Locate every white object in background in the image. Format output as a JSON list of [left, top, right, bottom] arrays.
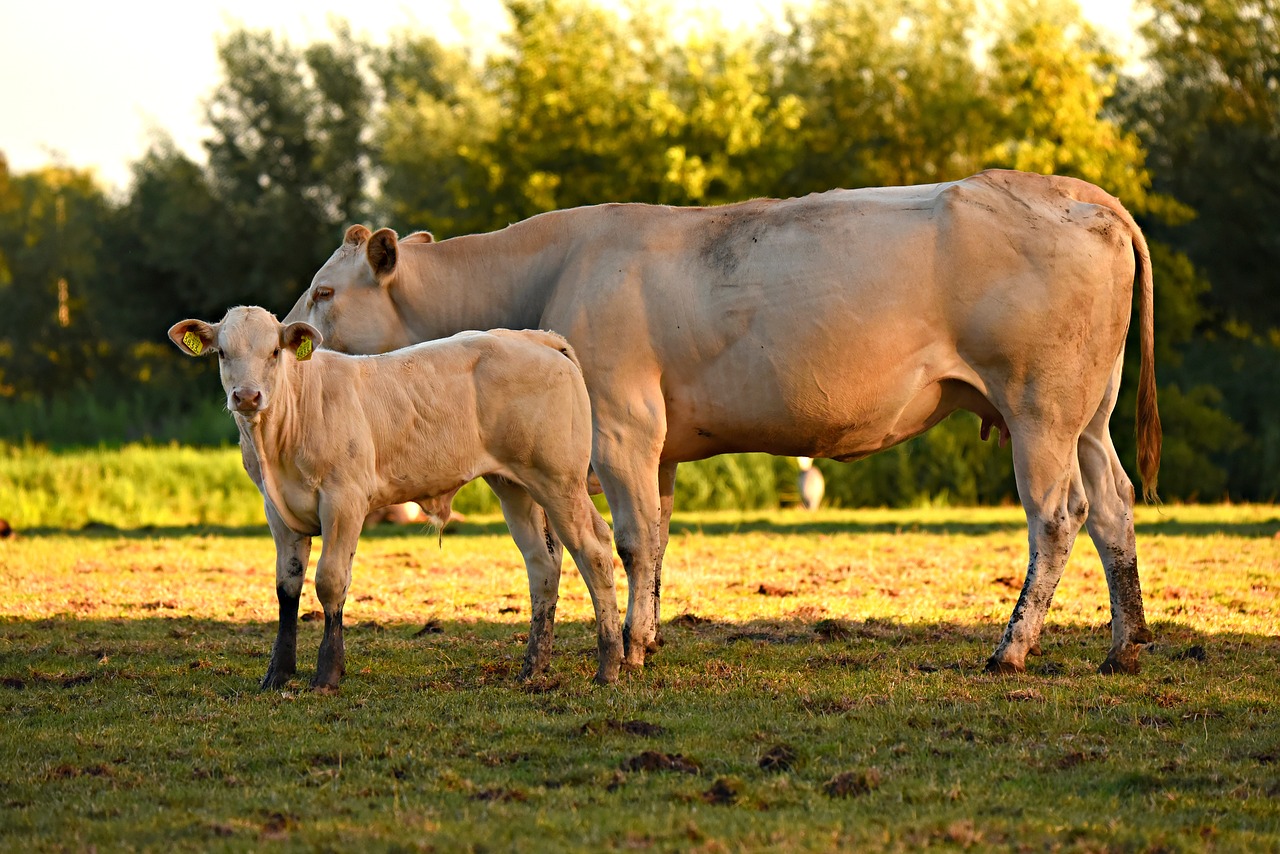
[[797, 457, 825, 511]]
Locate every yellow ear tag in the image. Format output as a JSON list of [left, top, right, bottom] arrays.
[[295, 337, 313, 360], [182, 330, 203, 355]]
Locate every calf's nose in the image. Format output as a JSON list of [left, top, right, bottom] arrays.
[[231, 389, 262, 412]]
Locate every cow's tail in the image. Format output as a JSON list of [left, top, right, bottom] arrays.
[[1053, 176, 1161, 502]]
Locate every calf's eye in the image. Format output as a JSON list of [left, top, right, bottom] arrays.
[[314, 287, 334, 301]]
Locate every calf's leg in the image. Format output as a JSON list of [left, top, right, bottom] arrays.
[[531, 477, 623, 684], [485, 475, 564, 681], [261, 503, 312, 690], [312, 502, 361, 690]]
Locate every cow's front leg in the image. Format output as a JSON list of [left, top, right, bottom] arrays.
[[261, 502, 312, 690], [593, 456, 663, 670], [651, 461, 678, 653], [312, 500, 361, 691]]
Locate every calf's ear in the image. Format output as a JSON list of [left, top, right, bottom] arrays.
[[344, 224, 372, 246], [281, 322, 323, 361], [168, 320, 217, 357], [366, 227, 399, 281]]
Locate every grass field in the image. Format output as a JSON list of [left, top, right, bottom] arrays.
[[2, 505, 1278, 851]]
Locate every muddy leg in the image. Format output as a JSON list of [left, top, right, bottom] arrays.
[[261, 503, 312, 690], [486, 475, 564, 681], [1079, 384, 1153, 674], [987, 431, 1089, 674]]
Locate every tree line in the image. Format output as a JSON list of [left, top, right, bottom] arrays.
[[1, 0, 1277, 504]]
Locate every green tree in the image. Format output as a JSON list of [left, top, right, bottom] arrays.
[[0, 159, 112, 399], [1123, 0, 1280, 329], [204, 25, 374, 312]]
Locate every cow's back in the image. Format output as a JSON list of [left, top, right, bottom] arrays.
[[539, 172, 1138, 462]]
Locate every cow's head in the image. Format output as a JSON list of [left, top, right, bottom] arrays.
[[284, 224, 433, 355], [168, 306, 321, 418]]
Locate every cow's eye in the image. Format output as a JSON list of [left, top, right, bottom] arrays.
[[314, 287, 334, 301], [272, 348, 281, 358]]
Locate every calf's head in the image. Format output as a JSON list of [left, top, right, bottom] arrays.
[[284, 224, 432, 355], [168, 306, 322, 418]]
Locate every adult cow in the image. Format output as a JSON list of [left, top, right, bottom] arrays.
[[285, 169, 1161, 676]]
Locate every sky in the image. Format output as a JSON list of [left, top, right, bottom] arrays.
[[0, 0, 1139, 192]]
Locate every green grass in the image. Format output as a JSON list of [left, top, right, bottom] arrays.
[[1, 505, 1278, 851]]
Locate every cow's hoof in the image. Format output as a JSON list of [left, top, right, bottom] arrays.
[[1099, 646, 1142, 675], [1028, 642, 1043, 657], [519, 656, 550, 683], [310, 682, 341, 695], [984, 655, 1025, 675], [592, 668, 620, 686], [1132, 626, 1156, 645]]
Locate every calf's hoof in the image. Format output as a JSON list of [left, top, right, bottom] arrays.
[[260, 669, 294, 691], [1132, 626, 1156, 645], [592, 667, 620, 686], [984, 655, 1025, 675], [311, 682, 341, 696]]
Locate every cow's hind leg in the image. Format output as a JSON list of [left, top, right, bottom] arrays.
[[261, 503, 312, 690], [987, 428, 1090, 674], [1079, 386, 1153, 674], [485, 475, 564, 681]]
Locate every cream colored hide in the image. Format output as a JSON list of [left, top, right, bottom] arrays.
[[285, 169, 1162, 677], [168, 307, 620, 689]]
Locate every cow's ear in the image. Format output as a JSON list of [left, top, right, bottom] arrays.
[[344, 224, 372, 246], [401, 230, 435, 245], [281, 321, 322, 361], [366, 228, 399, 282], [168, 319, 217, 357]]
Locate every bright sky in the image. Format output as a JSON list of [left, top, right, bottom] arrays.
[[0, 0, 1138, 192]]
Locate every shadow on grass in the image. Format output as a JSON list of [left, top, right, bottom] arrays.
[[16, 510, 1280, 540], [1, 611, 1275, 690]]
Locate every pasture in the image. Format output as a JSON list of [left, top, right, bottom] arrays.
[[2, 504, 1278, 851]]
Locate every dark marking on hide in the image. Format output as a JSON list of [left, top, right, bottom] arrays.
[[695, 428, 713, 438], [543, 524, 556, 557], [347, 439, 360, 458], [287, 556, 305, 578], [699, 205, 769, 278]]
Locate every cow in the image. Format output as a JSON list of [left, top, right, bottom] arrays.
[[284, 169, 1161, 676], [168, 307, 622, 689]]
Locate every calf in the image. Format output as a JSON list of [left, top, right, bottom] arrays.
[[168, 306, 621, 689]]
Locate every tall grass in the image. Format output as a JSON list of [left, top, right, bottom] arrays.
[[2, 411, 1026, 530]]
